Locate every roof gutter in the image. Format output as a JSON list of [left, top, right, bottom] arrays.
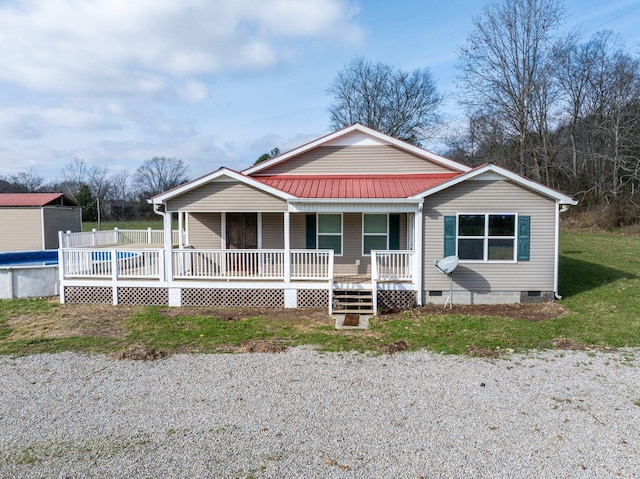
[[287, 198, 424, 204]]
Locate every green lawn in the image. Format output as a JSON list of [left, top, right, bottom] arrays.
[[82, 220, 164, 232], [1, 230, 638, 356]]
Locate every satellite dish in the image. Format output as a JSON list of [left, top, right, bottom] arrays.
[[435, 255, 458, 275], [434, 255, 458, 309]]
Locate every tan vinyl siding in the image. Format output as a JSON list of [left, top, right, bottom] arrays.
[[262, 213, 284, 249], [290, 213, 306, 249], [42, 207, 81, 249], [423, 180, 556, 293], [167, 181, 287, 212], [187, 213, 222, 248], [291, 212, 410, 277], [0, 209, 43, 252], [399, 213, 407, 249], [258, 146, 457, 175]]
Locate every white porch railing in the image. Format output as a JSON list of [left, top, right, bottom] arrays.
[[291, 250, 334, 280], [173, 249, 286, 279], [61, 248, 163, 279], [371, 250, 414, 281], [60, 228, 181, 248], [172, 249, 334, 280], [60, 247, 334, 281]]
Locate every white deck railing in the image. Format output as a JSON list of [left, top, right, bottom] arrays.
[[172, 249, 334, 280], [61, 248, 163, 279], [173, 249, 286, 279], [60, 228, 181, 248], [371, 250, 414, 281], [291, 250, 333, 280], [60, 247, 334, 281]]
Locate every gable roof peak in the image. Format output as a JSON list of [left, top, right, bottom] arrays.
[[242, 124, 471, 176]]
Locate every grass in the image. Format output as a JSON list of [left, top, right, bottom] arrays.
[[1, 229, 639, 356], [82, 220, 166, 232]]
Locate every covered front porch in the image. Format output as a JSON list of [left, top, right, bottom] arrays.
[[57, 221, 418, 314]]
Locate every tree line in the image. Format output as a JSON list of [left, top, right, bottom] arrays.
[[327, 0, 640, 227], [0, 157, 189, 222], [3, 0, 637, 227]]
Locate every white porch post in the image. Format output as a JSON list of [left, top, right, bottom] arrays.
[[163, 211, 173, 282], [178, 212, 184, 249], [58, 230, 66, 303], [414, 202, 424, 306], [284, 211, 291, 283], [554, 202, 560, 297]]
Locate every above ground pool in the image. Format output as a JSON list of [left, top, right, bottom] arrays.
[[0, 250, 59, 267], [0, 250, 60, 299]]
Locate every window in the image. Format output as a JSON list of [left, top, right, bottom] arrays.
[[317, 214, 342, 255], [457, 214, 516, 261], [363, 214, 388, 255]]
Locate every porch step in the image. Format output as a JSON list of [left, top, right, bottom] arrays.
[[332, 289, 375, 314]]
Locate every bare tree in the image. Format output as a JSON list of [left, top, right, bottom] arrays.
[[8, 169, 45, 192], [457, 0, 565, 181], [107, 170, 131, 220], [132, 157, 189, 197], [327, 57, 443, 145], [59, 157, 90, 200]]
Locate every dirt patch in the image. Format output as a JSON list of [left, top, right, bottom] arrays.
[[238, 340, 288, 353], [467, 346, 504, 358], [113, 342, 169, 361], [380, 302, 567, 322], [379, 340, 409, 354], [6, 303, 138, 341], [158, 307, 254, 321]]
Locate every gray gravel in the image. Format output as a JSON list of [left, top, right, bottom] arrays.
[[1, 347, 639, 478]]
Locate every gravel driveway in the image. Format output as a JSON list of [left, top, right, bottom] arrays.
[[1, 347, 639, 478]]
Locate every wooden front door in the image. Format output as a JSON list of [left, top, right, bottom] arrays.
[[226, 213, 258, 249]]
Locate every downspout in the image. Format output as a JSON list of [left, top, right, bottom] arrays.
[[153, 203, 172, 283], [414, 200, 424, 306], [553, 203, 571, 299]]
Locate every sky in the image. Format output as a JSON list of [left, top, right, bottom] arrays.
[[1, 0, 639, 185]]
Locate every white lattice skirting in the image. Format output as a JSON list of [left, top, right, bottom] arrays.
[[181, 288, 285, 307]]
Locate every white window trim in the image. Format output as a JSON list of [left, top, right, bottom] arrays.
[[456, 212, 518, 263], [317, 213, 343, 257], [362, 213, 389, 256]]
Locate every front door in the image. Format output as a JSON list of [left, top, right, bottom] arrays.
[[226, 213, 258, 249]]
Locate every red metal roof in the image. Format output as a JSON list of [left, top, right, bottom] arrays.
[[254, 174, 460, 198], [0, 193, 74, 207]]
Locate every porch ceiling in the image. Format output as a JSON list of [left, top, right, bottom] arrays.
[[254, 174, 460, 198]]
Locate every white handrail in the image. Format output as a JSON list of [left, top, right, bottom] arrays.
[[61, 229, 180, 248], [372, 250, 414, 281], [61, 246, 335, 281], [61, 248, 162, 279]]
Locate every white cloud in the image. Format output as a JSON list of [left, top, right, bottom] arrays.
[[176, 80, 209, 104], [0, 106, 113, 138], [0, 0, 361, 95]]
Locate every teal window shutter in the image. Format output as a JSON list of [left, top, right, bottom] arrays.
[[518, 215, 530, 261], [444, 216, 456, 257], [389, 214, 400, 250], [306, 214, 316, 249]]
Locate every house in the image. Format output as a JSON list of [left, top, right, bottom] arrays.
[[0, 193, 81, 252], [58, 124, 576, 317]]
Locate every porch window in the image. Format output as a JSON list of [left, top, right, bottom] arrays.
[[457, 213, 516, 261], [317, 213, 342, 255], [363, 214, 388, 255]]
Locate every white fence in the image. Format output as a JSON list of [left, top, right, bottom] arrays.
[[173, 249, 334, 280], [60, 248, 334, 281], [60, 228, 181, 248], [173, 250, 286, 279], [290, 250, 333, 280], [61, 248, 163, 279], [371, 250, 414, 281]]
